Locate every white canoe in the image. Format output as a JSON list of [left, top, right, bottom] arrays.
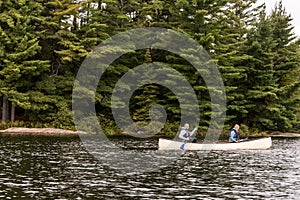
[[158, 137, 272, 151]]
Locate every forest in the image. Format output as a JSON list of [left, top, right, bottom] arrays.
[[1, 0, 300, 136]]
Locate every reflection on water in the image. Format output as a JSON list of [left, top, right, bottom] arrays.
[[0, 135, 299, 199]]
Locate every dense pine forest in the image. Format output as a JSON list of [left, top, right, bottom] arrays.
[[1, 0, 300, 135]]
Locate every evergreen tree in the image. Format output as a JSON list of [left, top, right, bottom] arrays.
[[213, 0, 259, 127], [268, 1, 300, 131], [119, 0, 252, 131], [158, 0, 249, 130], [31, 0, 90, 126], [79, 1, 140, 123], [0, 0, 50, 122], [243, 8, 279, 130]]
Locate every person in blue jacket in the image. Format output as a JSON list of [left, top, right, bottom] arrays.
[[229, 124, 240, 143], [179, 123, 197, 143]]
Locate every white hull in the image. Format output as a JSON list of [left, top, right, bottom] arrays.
[[158, 137, 272, 150]]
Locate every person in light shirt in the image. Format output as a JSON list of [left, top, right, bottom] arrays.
[[178, 123, 197, 143], [229, 124, 240, 143]]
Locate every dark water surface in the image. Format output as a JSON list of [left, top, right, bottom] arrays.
[[0, 135, 299, 199]]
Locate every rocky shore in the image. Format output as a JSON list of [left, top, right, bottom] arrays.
[[266, 132, 300, 138], [0, 127, 86, 135]]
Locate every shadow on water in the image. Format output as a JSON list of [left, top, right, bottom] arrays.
[[0, 135, 299, 199]]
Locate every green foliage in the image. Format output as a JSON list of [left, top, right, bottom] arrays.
[[160, 121, 182, 137], [0, 120, 74, 131], [0, 0, 52, 119], [241, 1, 300, 131], [0, 0, 300, 135]]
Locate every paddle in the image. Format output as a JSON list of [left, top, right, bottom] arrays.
[[180, 139, 187, 150], [239, 137, 248, 142]]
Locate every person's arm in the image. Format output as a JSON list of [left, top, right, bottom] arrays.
[[190, 127, 197, 136]]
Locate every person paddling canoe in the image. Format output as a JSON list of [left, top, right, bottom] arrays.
[[229, 124, 240, 143], [179, 123, 197, 143]]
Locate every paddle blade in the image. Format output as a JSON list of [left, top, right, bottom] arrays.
[[180, 143, 185, 150]]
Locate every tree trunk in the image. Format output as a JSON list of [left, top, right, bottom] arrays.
[[11, 103, 15, 122], [2, 95, 8, 122]]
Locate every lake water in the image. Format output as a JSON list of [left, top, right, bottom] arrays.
[[0, 135, 299, 199]]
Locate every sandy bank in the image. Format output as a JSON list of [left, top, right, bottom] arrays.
[[0, 127, 86, 135]]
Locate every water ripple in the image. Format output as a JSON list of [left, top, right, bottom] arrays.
[[0, 136, 299, 199]]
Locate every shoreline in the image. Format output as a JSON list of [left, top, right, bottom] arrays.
[[0, 128, 300, 138], [0, 127, 85, 135], [266, 132, 300, 138]]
